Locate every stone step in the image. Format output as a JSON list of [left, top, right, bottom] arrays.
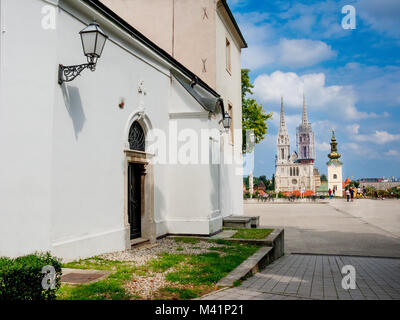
[[130, 237, 149, 247], [217, 246, 273, 287], [223, 216, 251, 228], [223, 215, 260, 228]]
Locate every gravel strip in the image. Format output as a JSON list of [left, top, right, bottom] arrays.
[[98, 238, 225, 266]]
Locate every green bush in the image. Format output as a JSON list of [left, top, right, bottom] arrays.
[[0, 252, 62, 300]]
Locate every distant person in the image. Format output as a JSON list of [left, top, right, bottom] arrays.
[[357, 187, 361, 198], [346, 189, 350, 202], [350, 187, 355, 202], [333, 188, 336, 197], [328, 188, 332, 199], [363, 187, 367, 197]]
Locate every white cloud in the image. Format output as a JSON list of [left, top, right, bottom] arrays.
[[279, 1, 350, 39], [357, 0, 400, 38], [354, 131, 400, 144], [346, 124, 360, 134], [342, 142, 380, 159], [277, 39, 336, 68], [316, 141, 331, 152], [242, 45, 275, 70], [333, 63, 400, 107], [385, 149, 400, 156], [253, 70, 388, 120], [241, 38, 336, 70]]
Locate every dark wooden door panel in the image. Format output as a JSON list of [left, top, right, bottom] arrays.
[[128, 164, 142, 239]]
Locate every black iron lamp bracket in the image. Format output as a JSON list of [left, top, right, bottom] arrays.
[[58, 63, 96, 85]]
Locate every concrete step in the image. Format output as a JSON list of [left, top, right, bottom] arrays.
[[223, 215, 260, 228], [217, 246, 273, 287], [223, 216, 251, 228]]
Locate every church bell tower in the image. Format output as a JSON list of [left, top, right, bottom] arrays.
[[327, 129, 343, 197]]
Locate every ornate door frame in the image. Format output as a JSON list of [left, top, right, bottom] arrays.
[[124, 149, 155, 247]]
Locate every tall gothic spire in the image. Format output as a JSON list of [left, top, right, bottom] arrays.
[[280, 96, 286, 129], [302, 93, 308, 126]]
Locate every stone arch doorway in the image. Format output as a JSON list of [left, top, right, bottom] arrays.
[[124, 118, 155, 245]]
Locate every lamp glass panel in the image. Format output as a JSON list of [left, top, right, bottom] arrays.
[[81, 32, 97, 56], [94, 33, 107, 57], [223, 117, 231, 129]]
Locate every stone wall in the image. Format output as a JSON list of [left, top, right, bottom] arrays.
[[359, 182, 400, 190]]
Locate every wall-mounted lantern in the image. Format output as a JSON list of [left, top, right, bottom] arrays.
[[58, 22, 108, 85], [221, 111, 232, 129], [249, 132, 255, 144]]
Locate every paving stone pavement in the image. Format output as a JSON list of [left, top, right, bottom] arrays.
[[199, 254, 400, 300]]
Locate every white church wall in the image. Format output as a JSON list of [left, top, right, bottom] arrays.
[[50, 4, 173, 259], [0, 0, 57, 257], [167, 78, 222, 235], [216, 12, 243, 218], [0, 0, 226, 260]]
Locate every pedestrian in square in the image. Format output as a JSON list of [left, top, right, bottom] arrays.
[[350, 187, 354, 202], [346, 188, 350, 202]]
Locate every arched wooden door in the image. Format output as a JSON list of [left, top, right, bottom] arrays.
[[128, 163, 143, 239], [127, 121, 146, 239]]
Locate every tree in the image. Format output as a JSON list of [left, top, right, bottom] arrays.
[[350, 180, 360, 188], [271, 174, 275, 191], [242, 69, 272, 153], [260, 175, 273, 191], [259, 175, 267, 185], [320, 174, 328, 182]]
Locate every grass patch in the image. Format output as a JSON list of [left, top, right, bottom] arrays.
[[156, 286, 200, 300], [233, 280, 242, 287], [227, 228, 273, 239], [58, 258, 137, 300], [162, 243, 259, 285], [58, 279, 131, 300], [147, 253, 186, 273], [63, 257, 129, 270], [58, 240, 260, 300]]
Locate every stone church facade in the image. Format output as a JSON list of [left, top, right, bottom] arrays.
[[275, 96, 320, 193]]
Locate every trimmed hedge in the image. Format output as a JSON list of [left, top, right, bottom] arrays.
[[0, 252, 62, 300]]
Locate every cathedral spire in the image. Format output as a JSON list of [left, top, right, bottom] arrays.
[[280, 96, 286, 129], [302, 93, 308, 126]]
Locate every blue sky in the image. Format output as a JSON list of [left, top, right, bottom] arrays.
[[228, 0, 400, 180]]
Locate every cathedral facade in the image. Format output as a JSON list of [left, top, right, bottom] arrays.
[[275, 96, 320, 193]]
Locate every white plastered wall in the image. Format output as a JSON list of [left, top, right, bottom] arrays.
[[0, 0, 224, 260]]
